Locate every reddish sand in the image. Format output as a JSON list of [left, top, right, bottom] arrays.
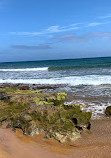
[[0, 118, 111, 158]]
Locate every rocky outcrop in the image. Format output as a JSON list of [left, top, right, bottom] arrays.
[[0, 86, 92, 143], [105, 106, 111, 116]]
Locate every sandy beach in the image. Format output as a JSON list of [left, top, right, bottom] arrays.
[[0, 118, 111, 158]]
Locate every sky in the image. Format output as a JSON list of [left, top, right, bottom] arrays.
[[1, 0, 111, 62]]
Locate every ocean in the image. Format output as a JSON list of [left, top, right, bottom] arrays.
[[0, 57, 111, 118]]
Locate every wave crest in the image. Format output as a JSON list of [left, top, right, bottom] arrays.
[[0, 75, 111, 85], [0, 67, 48, 72]]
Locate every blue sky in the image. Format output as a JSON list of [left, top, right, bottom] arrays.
[[1, 0, 111, 62]]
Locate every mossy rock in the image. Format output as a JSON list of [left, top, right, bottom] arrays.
[[53, 92, 67, 106], [0, 87, 92, 143], [60, 104, 91, 130], [33, 92, 67, 106], [12, 116, 40, 135], [72, 112, 91, 129]]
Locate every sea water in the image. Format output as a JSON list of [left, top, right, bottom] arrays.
[[0, 57, 111, 118]]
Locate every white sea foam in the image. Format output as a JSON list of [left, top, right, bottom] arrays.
[[0, 75, 111, 85], [65, 100, 109, 118], [0, 67, 48, 72]]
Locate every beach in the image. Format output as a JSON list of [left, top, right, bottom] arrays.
[[0, 118, 111, 158], [0, 58, 111, 157]]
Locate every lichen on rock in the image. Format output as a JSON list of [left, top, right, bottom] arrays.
[[0, 86, 92, 143]]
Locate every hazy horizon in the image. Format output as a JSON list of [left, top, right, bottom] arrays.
[[0, 55, 111, 64]]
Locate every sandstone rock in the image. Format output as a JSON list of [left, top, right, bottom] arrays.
[[47, 130, 81, 143]]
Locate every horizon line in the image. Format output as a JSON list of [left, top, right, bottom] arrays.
[[0, 55, 111, 64]]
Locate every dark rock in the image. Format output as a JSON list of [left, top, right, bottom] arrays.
[[0, 91, 11, 101], [12, 128, 17, 133], [75, 126, 83, 130], [6, 123, 12, 128], [87, 122, 91, 130], [18, 85, 30, 90], [105, 106, 111, 116]]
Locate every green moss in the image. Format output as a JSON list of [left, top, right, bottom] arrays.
[[33, 97, 54, 105], [63, 104, 81, 111], [38, 101, 54, 105], [0, 87, 17, 93], [33, 92, 67, 106], [44, 92, 67, 106], [14, 89, 37, 95], [72, 111, 92, 126], [0, 93, 31, 124], [0, 87, 91, 142], [33, 97, 41, 103], [46, 96, 56, 102], [30, 111, 41, 121], [0, 87, 38, 95], [54, 93, 67, 106]]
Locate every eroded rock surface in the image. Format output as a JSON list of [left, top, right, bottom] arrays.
[[0, 86, 91, 143]]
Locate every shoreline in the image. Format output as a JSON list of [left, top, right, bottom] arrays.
[[0, 83, 111, 158], [0, 82, 108, 119], [0, 118, 111, 158]]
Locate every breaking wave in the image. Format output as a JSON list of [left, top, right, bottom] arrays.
[[0, 67, 48, 72], [0, 75, 111, 86]]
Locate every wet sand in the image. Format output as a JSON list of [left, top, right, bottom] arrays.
[[0, 118, 111, 158]]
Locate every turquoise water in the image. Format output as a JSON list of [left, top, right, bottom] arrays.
[[0, 57, 111, 70], [0, 57, 111, 84], [0, 57, 111, 118]]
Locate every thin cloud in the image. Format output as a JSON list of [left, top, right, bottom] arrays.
[[69, 23, 83, 26], [11, 44, 52, 50], [52, 33, 89, 42], [87, 22, 104, 27], [45, 25, 79, 33], [89, 32, 111, 39], [52, 31, 111, 43], [99, 14, 111, 19], [9, 24, 80, 36], [9, 15, 110, 37], [10, 32, 42, 36]]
